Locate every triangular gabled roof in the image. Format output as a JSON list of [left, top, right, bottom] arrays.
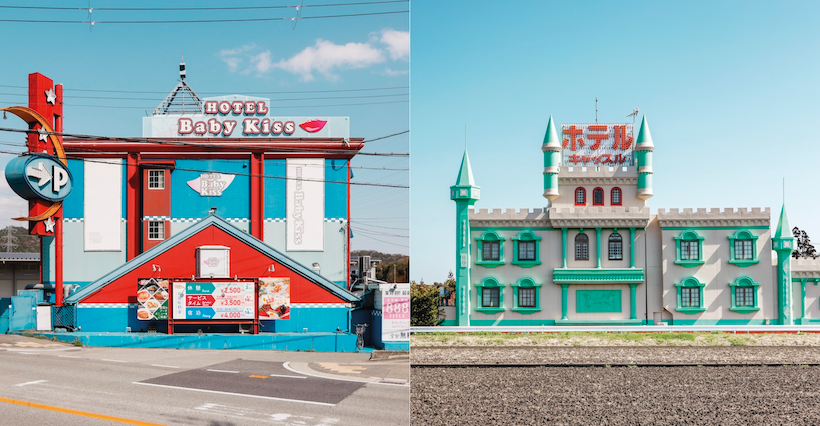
[[454, 149, 476, 187], [66, 214, 358, 304]]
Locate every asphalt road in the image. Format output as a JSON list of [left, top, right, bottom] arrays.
[[0, 335, 409, 425]]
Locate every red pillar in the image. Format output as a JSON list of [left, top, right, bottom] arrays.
[[127, 153, 141, 260], [55, 214, 63, 306], [347, 160, 351, 290], [250, 152, 264, 240]]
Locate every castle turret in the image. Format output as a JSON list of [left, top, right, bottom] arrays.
[[542, 115, 561, 201], [450, 150, 480, 326], [635, 116, 654, 200], [772, 203, 795, 325]]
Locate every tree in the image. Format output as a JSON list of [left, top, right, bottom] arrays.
[[792, 227, 818, 259], [410, 282, 442, 326]]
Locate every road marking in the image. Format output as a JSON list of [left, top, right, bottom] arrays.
[[206, 369, 239, 373], [132, 382, 335, 407], [282, 362, 409, 387], [249, 375, 267, 379], [0, 396, 167, 426], [268, 374, 307, 379], [20, 352, 40, 355], [14, 380, 47, 387], [58, 355, 81, 359], [101, 359, 128, 363], [150, 364, 180, 369]]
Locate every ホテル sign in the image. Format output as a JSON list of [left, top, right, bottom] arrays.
[[561, 123, 634, 166]]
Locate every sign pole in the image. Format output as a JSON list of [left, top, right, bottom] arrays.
[[55, 215, 63, 306]]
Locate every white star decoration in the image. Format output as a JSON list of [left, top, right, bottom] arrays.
[[38, 126, 49, 143], [45, 88, 56, 105], [44, 217, 55, 233]]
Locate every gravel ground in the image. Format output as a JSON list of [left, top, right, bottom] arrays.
[[411, 365, 820, 425], [412, 346, 820, 365]]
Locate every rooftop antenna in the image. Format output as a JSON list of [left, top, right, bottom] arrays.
[[627, 108, 639, 125], [179, 54, 186, 80], [595, 97, 598, 124]]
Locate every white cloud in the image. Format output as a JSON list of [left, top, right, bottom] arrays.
[[251, 50, 275, 74], [383, 68, 409, 77], [219, 44, 257, 73], [379, 29, 409, 61], [274, 39, 384, 81]]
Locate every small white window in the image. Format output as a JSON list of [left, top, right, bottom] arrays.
[[148, 221, 165, 240], [148, 170, 165, 190]]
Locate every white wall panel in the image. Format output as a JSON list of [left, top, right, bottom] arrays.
[[84, 160, 122, 251], [287, 159, 324, 252]]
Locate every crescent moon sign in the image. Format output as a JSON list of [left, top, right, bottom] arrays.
[[2, 105, 67, 221]]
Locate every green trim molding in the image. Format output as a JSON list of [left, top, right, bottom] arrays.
[[728, 276, 760, 313], [512, 230, 542, 268], [476, 230, 505, 268], [675, 277, 706, 314], [511, 277, 542, 314], [553, 268, 645, 284], [475, 277, 505, 314], [576, 289, 622, 313], [674, 230, 705, 267], [727, 229, 760, 267], [555, 319, 644, 326]]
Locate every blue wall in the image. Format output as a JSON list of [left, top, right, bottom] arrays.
[[263, 159, 287, 218], [325, 159, 348, 219], [171, 159, 250, 219]]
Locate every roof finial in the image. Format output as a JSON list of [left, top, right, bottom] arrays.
[[179, 54, 187, 80]]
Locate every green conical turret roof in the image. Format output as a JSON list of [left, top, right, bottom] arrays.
[[774, 203, 794, 239], [454, 149, 475, 187], [635, 116, 654, 149], [542, 115, 561, 149]]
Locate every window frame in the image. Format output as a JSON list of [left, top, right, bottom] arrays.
[[611, 187, 622, 206], [674, 230, 705, 267], [575, 187, 586, 206], [592, 187, 604, 206], [148, 169, 165, 190], [575, 232, 590, 261], [512, 230, 542, 268], [475, 277, 505, 314], [148, 221, 165, 240], [728, 229, 760, 267], [728, 276, 760, 313], [675, 277, 706, 314], [476, 231, 505, 268], [511, 277, 542, 313], [608, 232, 623, 260]]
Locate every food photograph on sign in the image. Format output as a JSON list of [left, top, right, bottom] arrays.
[[258, 277, 291, 320], [137, 279, 169, 320]]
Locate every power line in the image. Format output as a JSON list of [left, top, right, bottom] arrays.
[[0, 10, 408, 25], [0, 1, 407, 12], [353, 232, 408, 248], [0, 85, 409, 95], [0, 98, 408, 110], [0, 92, 408, 102]]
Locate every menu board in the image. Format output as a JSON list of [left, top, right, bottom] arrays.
[[137, 279, 169, 320], [172, 281, 255, 320], [258, 278, 291, 319]]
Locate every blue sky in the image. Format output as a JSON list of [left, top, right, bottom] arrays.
[[410, 1, 820, 282], [0, 0, 408, 254]]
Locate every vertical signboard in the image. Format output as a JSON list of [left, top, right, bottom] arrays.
[[560, 123, 634, 167], [286, 158, 324, 251], [84, 159, 122, 251], [378, 284, 410, 342], [258, 278, 291, 319]]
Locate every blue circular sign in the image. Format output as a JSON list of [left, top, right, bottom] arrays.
[[5, 154, 73, 202]]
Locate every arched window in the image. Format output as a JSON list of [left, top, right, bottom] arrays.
[[608, 232, 623, 260], [674, 230, 705, 267], [611, 187, 622, 205], [575, 187, 586, 206], [593, 187, 604, 205], [575, 233, 589, 260]]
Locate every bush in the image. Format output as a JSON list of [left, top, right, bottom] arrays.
[[411, 283, 442, 326]]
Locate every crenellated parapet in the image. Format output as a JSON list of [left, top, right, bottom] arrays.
[[548, 206, 650, 228], [793, 258, 820, 279], [557, 166, 638, 186], [657, 207, 770, 228], [470, 207, 549, 228]]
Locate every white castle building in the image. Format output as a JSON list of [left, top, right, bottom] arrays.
[[446, 116, 820, 326]]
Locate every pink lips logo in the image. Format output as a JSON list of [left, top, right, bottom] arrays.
[[299, 119, 327, 133]]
